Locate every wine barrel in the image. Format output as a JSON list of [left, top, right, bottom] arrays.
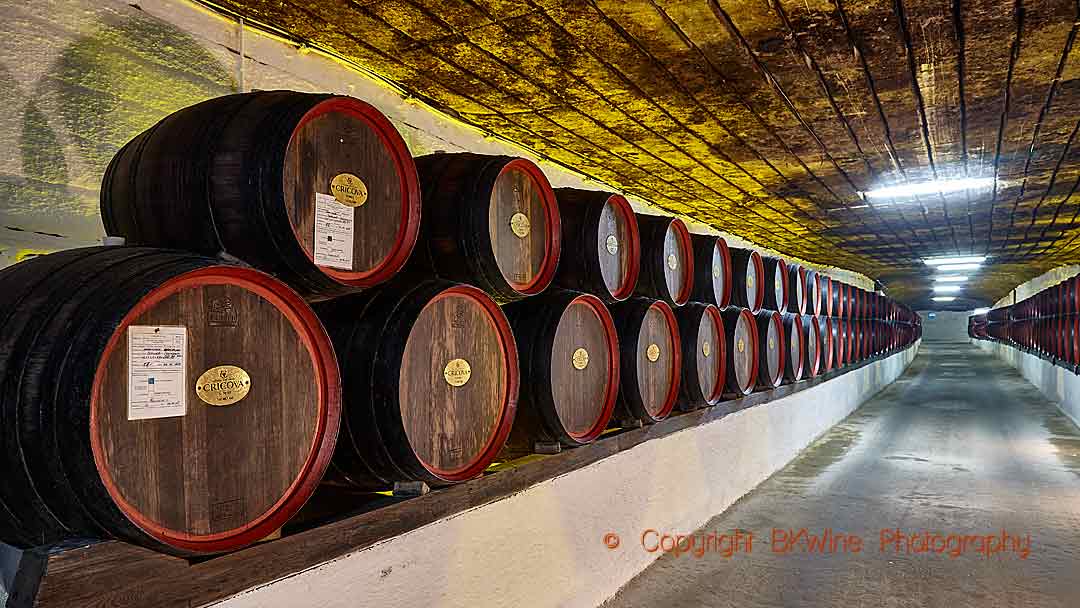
[[317, 278, 518, 490], [0, 247, 340, 555], [675, 303, 726, 409], [730, 248, 765, 312], [805, 269, 821, 316], [762, 257, 789, 313], [634, 215, 693, 306], [754, 310, 785, 390], [720, 307, 759, 397], [804, 315, 823, 377], [690, 235, 732, 308], [410, 153, 561, 303], [781, 313, 805, 383], [833, 318, 847, 367], [551, 189, 640, 301], [101, 91, 421, 300], [609, 298, 681, 424], [501, 290, 619, 454], [821, 317, 835, 372], [787, 264, 807, 314], [818, 274, 834, 317], [832, 281, 846, 320]]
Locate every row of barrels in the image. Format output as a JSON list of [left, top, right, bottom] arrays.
[[0, 90, 918, 558], [971, 274, 1080, 365]]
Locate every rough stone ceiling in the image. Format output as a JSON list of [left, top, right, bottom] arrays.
[[206, 0, 1080, 308]]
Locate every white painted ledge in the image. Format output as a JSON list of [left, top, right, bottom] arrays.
[[212, 343, 920, 608], [975, 339, 1080, 428]]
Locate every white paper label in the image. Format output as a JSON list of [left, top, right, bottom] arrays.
[[127, 326, 187, 420], [314, 192, 355, 270]]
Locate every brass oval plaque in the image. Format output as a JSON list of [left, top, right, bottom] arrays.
[[196, 365, 251, 407], [667, 253, 678, 271], [572, 347, 590, 370], [646, 343, 660, 362], [606, 234, 619, 255], [713, 265, 721, 278], [737, 338, 745, 353], [775, 272, 783, 291], [510, 212, 531, 238], [443, 358, 472, 387], [747, 275, 754, 288], [768, 338, 775, 349], [330, 173, 369, 207], [702, 341, 711, 357]]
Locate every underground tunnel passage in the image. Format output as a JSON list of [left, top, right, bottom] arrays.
[[0, 0, 1078, 606]]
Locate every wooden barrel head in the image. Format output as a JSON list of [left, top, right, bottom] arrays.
[[730, 310, 757, 394], [695, 306, 725, 403], [794, 267, 806, 313], [399, 286, 515, 480], [822, 317, 834, 371], [770, 259, 788, 312], [761, 312, 784, 387], [283, 97, 419, 284], [709, 239, 732, 307], [786, 315, 803, 381], [597, 195, 639, 300], [806, 317, 821, 377], [637, 303, 679, 419], [91, 267, 339, 553], [488, 159, 559, 294], [550, 296, 618, 440], [745, 251, 764, 312], [662, 219, 693, 305]]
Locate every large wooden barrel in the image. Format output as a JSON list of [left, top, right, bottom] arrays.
[[788, 264, 807, 314], [101, 91, 421, 300], [410, 153, 561, 303], [609, 298, 681, 424], [690, 235, 732, 308], [675, 303, 726, 409], [781, 313, 805, 383], [501, 291, 619, 454], [821, 317, 835, 372], [818, 274, 834, 317], [754, 310, 785, 390], [0, 247, 341, 555], [805, 269, 821, 316], [317, 278, 518, 490], [720, 307, 758, 397], [762, 257, 789, 313], [551, 189, 639, 301], [832, 281, 846, 320], [634, 215, 693, 306], [803, 315, 823, 377], [729, 248, 765, 312], [833, 318, 847, 367]]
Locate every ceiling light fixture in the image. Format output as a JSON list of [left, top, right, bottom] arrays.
[[933, 285, 963, 293], [923, 256, 987, 266], [932, 296, 957, 302], [934, 275, 968, 282], [865, 178, 994, 200], [973, 307, 990, 315], [934, 263, 983, 272]]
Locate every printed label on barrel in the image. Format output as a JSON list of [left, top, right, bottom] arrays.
[[127, 326, 187, 420], [330, 173, 368, 207], [606, 234, 619, 255], [195, 365, 251, 407], [646, 343, 661, 362], [572, 348, 590, 370], [510, 213, 531, 238], [667, 254, 678, 271], [443, 358, 472, 387], [314, 193, 355, 270], [703, 341, 711, 357]]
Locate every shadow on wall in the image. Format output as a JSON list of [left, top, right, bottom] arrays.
[[0, 4, 236, 268]]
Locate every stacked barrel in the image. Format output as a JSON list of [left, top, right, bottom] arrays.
[[975, 275, 1079, 368], [0, 90, 920, 558]]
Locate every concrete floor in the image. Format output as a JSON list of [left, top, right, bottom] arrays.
[[606, 339, 1080, 607]]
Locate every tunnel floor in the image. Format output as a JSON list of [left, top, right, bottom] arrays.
[[606, 340, 1080, 607]]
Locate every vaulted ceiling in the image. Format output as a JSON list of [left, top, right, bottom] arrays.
[[208, 0, 1080, 308]]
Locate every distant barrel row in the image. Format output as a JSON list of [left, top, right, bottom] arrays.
[[972, 274, 1079, 365], [0, 90, 919, 558]]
